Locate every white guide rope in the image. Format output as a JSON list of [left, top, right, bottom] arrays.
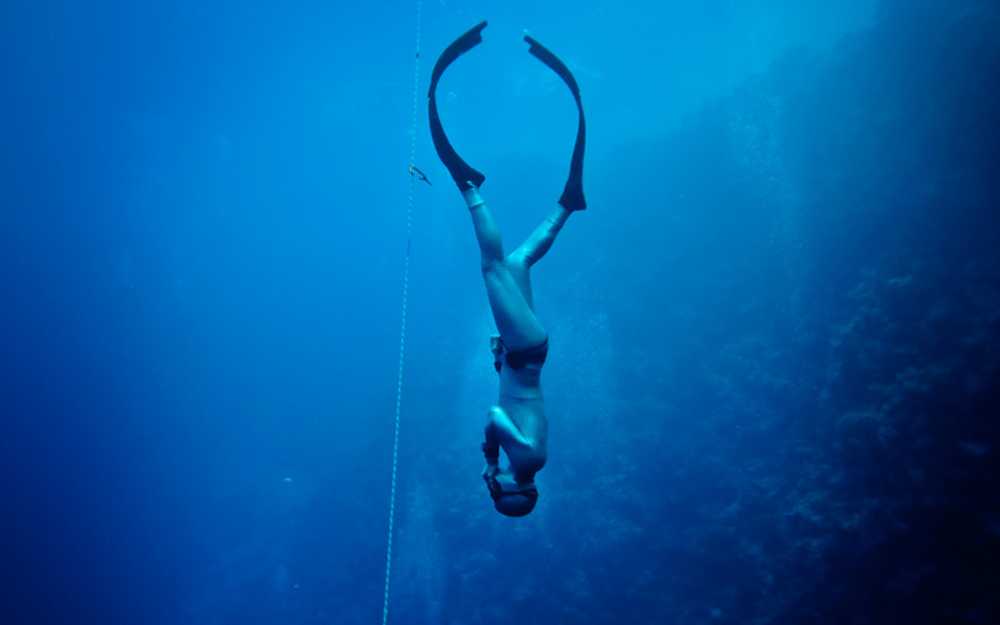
[[382, 2, 422, 624]]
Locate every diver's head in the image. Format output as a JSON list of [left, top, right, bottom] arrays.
[[485, 470, 538, 517]]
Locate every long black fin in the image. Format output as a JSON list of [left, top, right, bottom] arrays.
[[428, 21, 488, 190], [524, 35, 587, 211]]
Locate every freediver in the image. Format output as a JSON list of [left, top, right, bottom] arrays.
[[428, 22, 587, 517]]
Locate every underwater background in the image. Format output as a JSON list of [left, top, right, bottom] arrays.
[[4, 0, 999, 623]]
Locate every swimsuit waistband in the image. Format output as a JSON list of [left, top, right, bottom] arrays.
[[504, 337, 549, 369]]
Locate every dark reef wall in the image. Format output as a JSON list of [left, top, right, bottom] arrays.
[[553, 2, 1000, 623], [629, 3, 997, 623], [774, 4, 1000, 622]]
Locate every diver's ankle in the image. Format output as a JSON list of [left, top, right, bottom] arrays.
[[462, 184, 485, 209]]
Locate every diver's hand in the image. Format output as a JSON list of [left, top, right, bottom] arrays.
[[482, 463, 499, 481]]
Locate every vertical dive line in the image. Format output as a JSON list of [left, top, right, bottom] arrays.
[[382, 2, 422, 625]]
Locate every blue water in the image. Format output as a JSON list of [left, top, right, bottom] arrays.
[[5, 1, 999, 623]]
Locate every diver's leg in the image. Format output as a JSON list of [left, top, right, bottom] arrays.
[[504, 260, 535, 311], [503, 206, 572, 309], [463, 185, 504, 265], [511, 206, 572, 268], [463, 186, 547, 347]]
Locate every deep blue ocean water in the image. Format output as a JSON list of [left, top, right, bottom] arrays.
[[4, 1, 999, 624]]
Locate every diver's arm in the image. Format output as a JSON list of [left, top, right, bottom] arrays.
[[511, 206, 571, 268], [483, 414, 501, 468], [463, 186, 505, 267], [484, 406, 532, 462]]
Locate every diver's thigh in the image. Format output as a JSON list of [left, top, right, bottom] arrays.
[[504, 256, 534, 308], [482, 266, 545, 344]]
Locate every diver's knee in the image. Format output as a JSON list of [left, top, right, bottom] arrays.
[[480, 257, 503, 275], [505, 252, 530, 271]]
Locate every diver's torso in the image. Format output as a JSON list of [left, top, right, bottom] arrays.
[[498, 362, 543, 398], [498, 366, 548, 478]]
